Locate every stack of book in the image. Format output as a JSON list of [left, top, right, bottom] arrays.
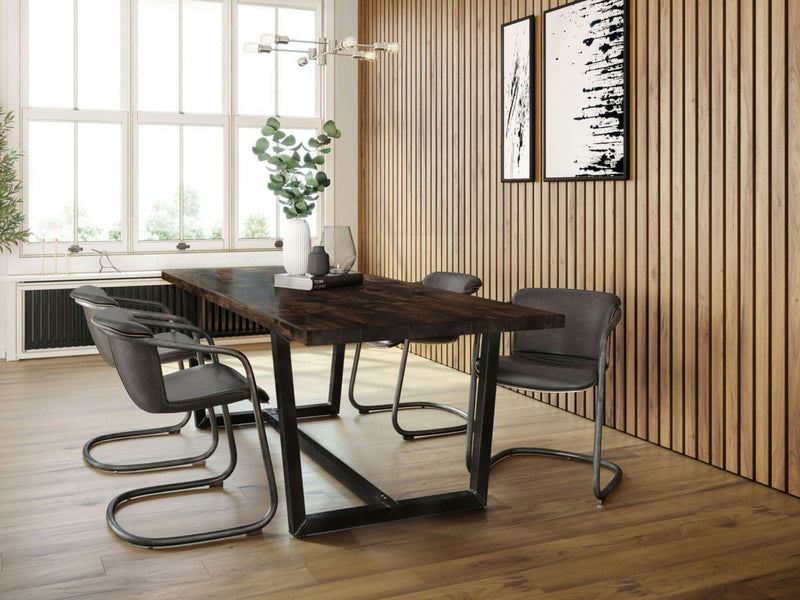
[[273, 271, 364, 291]]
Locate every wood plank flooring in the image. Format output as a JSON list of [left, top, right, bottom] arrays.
[[1, 344, 799, 599]]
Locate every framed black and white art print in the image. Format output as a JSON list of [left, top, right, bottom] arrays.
[[501, 15, 534, 182], [543, 0, 628, 181]]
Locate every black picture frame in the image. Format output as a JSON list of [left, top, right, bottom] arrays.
[[543, 0, 629, 181], [501, 15, 534, 183]]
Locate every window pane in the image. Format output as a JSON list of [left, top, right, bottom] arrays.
[[237, 4, 275, 116], [238, 127, 274, 239], [277, 8, 316, 117], [28, 0, 74, 108], [183, 126, 223, 240], [27, 122, 74, 241], [183, 0, 222, 114], [138, 0, 179, 112], [77, 123, 122, 241], [138, 125, 179, 241], [77, 0, 121, 109]]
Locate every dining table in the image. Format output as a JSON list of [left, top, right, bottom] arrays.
[[162, 266, 563, 537]]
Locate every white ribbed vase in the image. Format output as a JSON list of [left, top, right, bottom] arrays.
[[282, 218, 312, 275]]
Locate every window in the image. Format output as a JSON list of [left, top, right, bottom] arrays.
[[21, 0, 324, 255]]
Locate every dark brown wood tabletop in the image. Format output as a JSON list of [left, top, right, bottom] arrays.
[[163, 266, 563, 346]]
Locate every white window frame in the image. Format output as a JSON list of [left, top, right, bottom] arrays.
[[15, 0, 327, 257], [21, 109, 130, 254], [20, 0, 130, 256], [233, 0, 325, 249]]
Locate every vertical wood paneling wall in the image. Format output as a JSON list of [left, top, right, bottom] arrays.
[[357, 0, 800, 497]]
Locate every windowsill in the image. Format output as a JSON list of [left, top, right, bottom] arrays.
[[2, 247, 285, 278], [1, 270, 162, 283]]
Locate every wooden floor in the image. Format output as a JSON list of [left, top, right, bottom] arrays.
[[1, 344, 799, 599]]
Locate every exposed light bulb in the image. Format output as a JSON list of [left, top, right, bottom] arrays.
[[259, 33, 290, 46], [243, 41, 260, 54], [363, 51, 377, 61], [386, 43, 400, 53], [297, 56, 309, 67], [342, 36, 357, 49], [372, 42, 388, 51]]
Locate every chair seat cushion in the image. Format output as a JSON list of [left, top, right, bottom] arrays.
[[479, 352, 599, 393], [164, 363, 251, 411], [155, 331, 198, 363], [367, 339, 403, 349], [367, 336, 459, 348]]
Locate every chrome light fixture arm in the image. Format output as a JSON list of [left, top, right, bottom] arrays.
[[243, 33, 399, 67]]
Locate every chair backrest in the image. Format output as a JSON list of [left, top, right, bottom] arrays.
[[421, 272, 482, 295], [91, 307, 170, 414], [70, 285, 120, 367], [512, 288, 621, 361]]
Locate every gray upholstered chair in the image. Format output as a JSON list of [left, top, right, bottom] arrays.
[[468, 288, 623, 503], [348, 271, 482, 439], [91, 306, 278, 548], [71, 285, 239, 473]]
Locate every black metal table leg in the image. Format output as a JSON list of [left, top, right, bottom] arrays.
[[327, 343, 345, 414], [469, 332, 500, 501], [195, 343, 346, 428], [267, 331, 501, 537], [270, 332, 308, 533]]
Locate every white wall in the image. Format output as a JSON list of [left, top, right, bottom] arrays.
[[0, 0, 359, 359]]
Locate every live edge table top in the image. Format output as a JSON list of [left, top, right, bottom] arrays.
[[162, 266, 564, 347]]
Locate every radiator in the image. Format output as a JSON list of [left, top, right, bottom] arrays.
[[22, 283, 268, 351]]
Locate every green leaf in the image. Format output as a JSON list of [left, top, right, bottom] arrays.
[[317, 134, 330, 145], [261, 125, 276, 136], [266, 116, 281, 130], [322, 120, 338, 137], [283, 134, 296, 147], [253, 137, 269, 153], [313, 155, 325, 165], [315, 171, 327, 183], [273, 130, 286, 141], [319, 147, 331, 154], [308, 137, 319, 148]]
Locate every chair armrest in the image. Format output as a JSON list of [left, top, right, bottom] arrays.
[[597, 305, 622, 371], [133, 317, 216, 346], [127, 309, 192, 325], [110, 295, 171, 313]]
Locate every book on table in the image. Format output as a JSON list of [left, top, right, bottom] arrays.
[[273, 271, 364, 290]]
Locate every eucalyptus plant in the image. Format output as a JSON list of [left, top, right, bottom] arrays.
[[252, 117, 341, 219], [0, 108, 30, 252]]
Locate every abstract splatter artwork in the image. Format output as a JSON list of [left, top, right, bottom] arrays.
[[544, 0, 628, 180], [502, 16, 533, 182]]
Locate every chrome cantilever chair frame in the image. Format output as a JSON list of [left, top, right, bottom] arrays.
[[71, 285, 216, 473], [348, 272, 482, 439], [466, 289, 623, 504], [92, 308, 278, 548]]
